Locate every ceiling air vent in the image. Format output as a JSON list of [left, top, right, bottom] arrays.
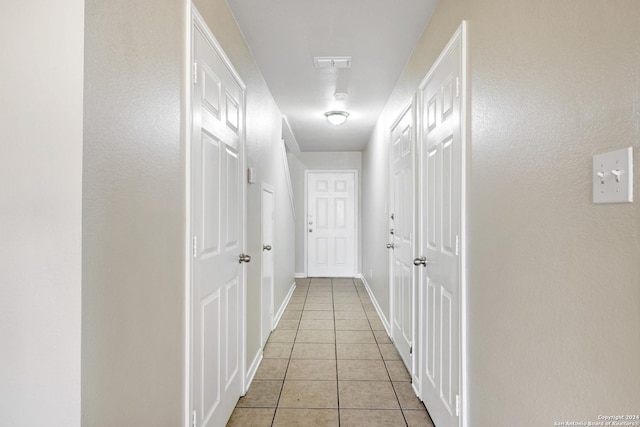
[[313, 56, 351, 69]]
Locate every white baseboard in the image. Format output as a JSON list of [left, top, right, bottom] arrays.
[[358, 274, 391, 336], [294, 273, 307, 279], [273, 281, 296, 329], [244, 348, 263, 395]]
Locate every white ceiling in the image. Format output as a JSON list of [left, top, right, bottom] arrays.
[[227, 0, 438, 152]]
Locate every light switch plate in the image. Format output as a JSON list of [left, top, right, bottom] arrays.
[[593, 147, 633, 204]]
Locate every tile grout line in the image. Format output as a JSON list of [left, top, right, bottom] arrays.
[[269, 278, 308, 426]]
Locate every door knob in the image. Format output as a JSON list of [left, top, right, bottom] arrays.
[[386, 243, 395, 249], [413, 257, 428, 267], [263, 245, 272, 251], [239, 253, 252, 263]]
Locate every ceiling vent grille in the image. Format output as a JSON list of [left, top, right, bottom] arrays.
[[313, 56, 351, 69]]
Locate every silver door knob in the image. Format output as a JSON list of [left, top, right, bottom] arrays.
[[263, 245, 272, 251], [413, 257, 428, 267], [239, 253, 252, 263], [386, 243, 395, 249]]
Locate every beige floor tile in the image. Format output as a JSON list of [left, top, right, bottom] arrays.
[[337, 359, 389, 381], [385, 360, 411, 381], [334, 310, 368, 320], [373, 330, 392, 344], [334, 303, 364, 311], [254, 358, 289, 380], [340, 409, 405, 427], [335, 330, 375, 344], [273, 409, 339, 427], [227, 408, 275, 427], [369, 318, 386, 330], [236, 380, 283, 408], [263, 342, 294, 359], [378, 343, 401, 360], [291, 342, 336, 359], [287, 302, 304, 311], [404, 409, 435, 427], [338, 381, 400, 409], [295, 329, 335, 343], [290, 295, 306, 303], [392, 381, 424, 410], [295, 278, 310, 285], [268, 329, 297, 343], [275, 319, 300, 330], [281, 309, 302, 320], [304, 303, 334, 311], [301, 310, 334, 320], [279, 380, 338, 408], [298, 318, 335, 330], [305, 296, 333, 305], [286, 359, 337, 380], [335, 319, 372, 331], [337, 343, 382, 360]]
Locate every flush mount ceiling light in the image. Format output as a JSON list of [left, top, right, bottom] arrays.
[[324, 111, 349, 126]]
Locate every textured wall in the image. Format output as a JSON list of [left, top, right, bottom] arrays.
[[287, 152, 362, 275], [82, 0, 185, 425], [362, 0, 640, 424], [0, 1, 83, 425], [193, 0, 296, 375]]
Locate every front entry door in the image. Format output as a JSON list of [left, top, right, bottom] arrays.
[[417, 24, 465, 427], [307, 171, 357, 277], [389, 103, 415, 372], [191, 13, 246, 427]]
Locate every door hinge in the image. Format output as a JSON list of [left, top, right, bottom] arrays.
[[455, 394, 460, 417], [193, 60, 198, 85], [455, 235, 459, 256], [192, 236, 198, 258], [192, 410, 197, 427], [409, 345, 412, 355], [455, 77, 460, 98]]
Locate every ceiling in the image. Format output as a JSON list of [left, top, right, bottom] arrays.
[[227, 0, 439, 152]]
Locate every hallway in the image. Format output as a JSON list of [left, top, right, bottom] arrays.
[[227, 278, 434, 426]]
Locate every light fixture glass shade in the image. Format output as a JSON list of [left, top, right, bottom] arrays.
[[324, 110, 349, 125]]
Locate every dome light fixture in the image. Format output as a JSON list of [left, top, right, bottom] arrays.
[[324, 110, 349, 126]]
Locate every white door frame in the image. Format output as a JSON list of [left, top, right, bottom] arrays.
[[415, 21, 468, 427], [184, 5, 248, 426], [304, 169, 359, 277], [260, 183, 275, 347]]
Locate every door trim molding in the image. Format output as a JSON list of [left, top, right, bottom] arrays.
[[416, 20, 468, 427], [304, 169, 359, 278]]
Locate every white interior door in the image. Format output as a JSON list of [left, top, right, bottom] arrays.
[[307, 171, 357, 277], [261, 186, 275, 347], [191, 15, 246, 427], [389, 104, 415, 372], [417, 25, 465, 427]]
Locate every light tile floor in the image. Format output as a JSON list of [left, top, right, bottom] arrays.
[[227, 278, 435, 427]]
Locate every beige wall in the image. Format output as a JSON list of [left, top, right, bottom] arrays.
[[362, 0, 640, 424], [194, 0, 296, 377], [82, 0, 186, 425], [287, 152, 362, 276], [0, 2, 84, 425]]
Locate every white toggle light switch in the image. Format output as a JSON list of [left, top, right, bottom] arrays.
[[593, 147, 633, 204]]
